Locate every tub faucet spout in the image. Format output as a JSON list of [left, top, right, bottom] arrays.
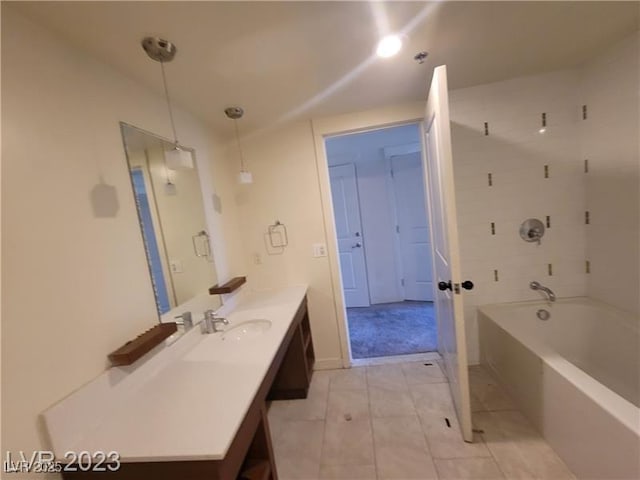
[[530, 281, 556, 302]]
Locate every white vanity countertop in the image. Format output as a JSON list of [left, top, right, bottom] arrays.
[[43, 285, 308, 463]]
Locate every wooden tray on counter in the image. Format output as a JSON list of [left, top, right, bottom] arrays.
[[209, 276, 246, 295], [108, 322, 177, 366]]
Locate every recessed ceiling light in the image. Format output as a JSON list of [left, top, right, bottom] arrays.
[[376, 35, 402, 58]]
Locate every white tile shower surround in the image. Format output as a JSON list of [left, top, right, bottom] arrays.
[[449, 69, 589, 363], [579, 32, 640, 316], [268, 362, 575, 480]]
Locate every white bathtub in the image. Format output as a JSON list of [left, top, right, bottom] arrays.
[[478, 297, 640, 480]]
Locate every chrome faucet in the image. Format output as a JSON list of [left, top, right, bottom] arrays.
[[174, 311, 193, 330], [530, 281, 556, 302], [202, 309, 228, 334]]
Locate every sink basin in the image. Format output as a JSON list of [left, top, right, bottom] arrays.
[[222, 319, 272, 342]]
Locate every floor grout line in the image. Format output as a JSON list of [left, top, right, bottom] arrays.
[[364, 366, 382, 480], [469, 370, 511, 479], [318, 370, 339, 478], [278, 364, 575, 479], [400, 361, 443, 480]]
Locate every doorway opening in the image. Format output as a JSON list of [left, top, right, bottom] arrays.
[[325, 123, 437, 360]]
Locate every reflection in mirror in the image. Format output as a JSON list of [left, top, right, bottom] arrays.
[[120, 123, 217, 317]]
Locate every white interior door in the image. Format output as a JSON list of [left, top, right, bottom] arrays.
[[392, 152, 434, 302], [329, 163, 370, 308], [423, 65, 473, 442]]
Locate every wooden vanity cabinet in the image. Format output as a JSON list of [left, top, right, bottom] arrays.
[[268, 298, 315, 400], [61, 296, 313, 480]]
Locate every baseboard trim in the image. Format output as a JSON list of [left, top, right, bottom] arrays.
[[313, 357, 344, 370]]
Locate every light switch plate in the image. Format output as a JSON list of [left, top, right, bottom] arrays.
[[313, 243, 327, 258]]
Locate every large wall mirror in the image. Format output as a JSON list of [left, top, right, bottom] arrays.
[[120, 123, 218, 316]]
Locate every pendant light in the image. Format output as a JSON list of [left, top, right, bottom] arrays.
[[224, 107, 253, 184], [141, 37, 193, 170]]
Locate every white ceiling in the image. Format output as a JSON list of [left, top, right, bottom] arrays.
[[11, 1, 639, 137]]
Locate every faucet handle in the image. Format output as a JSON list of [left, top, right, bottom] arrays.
[[174, 311, 193, 330], [201, 310, 228, 334], [520, 219, 545, 245], [527, 228, 542, 245], [204, 309, 227, 323]]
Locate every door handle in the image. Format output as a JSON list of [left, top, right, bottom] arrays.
[[352, 243, 362, 248], [438, 280, 473, 291]]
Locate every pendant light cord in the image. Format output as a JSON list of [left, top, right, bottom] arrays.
[[160, 61, 179, 146], [233, 119, 246, 171]]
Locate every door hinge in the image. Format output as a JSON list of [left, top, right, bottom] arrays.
[[453, 283, 461, 294], [390, 168, 394, 178], [396, 225, 400, 233], [401, 278, 405, 286]]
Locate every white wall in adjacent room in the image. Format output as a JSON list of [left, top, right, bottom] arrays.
[[325, 124, 421, 305]]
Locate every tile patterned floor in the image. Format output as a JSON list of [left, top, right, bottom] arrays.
[[268, 361, 575, 480]]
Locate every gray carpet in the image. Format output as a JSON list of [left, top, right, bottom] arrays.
[[347, 301, 437, 359]]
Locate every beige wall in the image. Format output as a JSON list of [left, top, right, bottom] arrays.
[[3, 2, 636, 465], [233, 33, 639, 369], [236, 73, 589, 367], [232, 120, 345, 368], [1, 5, 244, 463], [580, 31, 640, 315], [231, 104, 425, 367]]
